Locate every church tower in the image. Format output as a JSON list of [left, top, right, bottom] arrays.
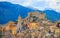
[[18, 15, 22, 22], [17, 15, 22, 32]]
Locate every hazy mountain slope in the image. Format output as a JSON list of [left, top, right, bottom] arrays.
[[0, 2, 60, 24]]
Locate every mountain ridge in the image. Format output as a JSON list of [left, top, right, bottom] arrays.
[[0, 2, 60, 24]]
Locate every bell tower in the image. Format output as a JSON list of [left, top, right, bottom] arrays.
[[17, 15, 22, 33]]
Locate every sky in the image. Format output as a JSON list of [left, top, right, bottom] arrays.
[[0, 0, 60, 12]]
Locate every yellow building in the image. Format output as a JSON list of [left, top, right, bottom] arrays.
[[5, 21, 17, 35], [27, 22, 39, 30]]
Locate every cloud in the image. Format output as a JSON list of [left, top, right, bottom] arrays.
[[0, 0, 60, 12], [22, 0, 60, 12], [48, 0, 60, 12], [21, 0, 32, 6]]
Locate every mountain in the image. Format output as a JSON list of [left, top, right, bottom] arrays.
[[44, 10, 60, 22], [0, 2, 34, 24], [0, 2, 60, 24]]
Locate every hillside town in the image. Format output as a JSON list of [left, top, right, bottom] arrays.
[[0, 12, 60, 38]]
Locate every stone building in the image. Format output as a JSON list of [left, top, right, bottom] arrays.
[[27, 12, 46, 22]]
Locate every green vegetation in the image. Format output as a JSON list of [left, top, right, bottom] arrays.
[[0, 30, 2, 38]]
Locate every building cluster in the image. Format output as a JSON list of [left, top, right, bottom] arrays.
[[0, 12, 60, 38]]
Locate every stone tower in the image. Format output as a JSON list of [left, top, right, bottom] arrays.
[[17, 15, 22, 32]]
